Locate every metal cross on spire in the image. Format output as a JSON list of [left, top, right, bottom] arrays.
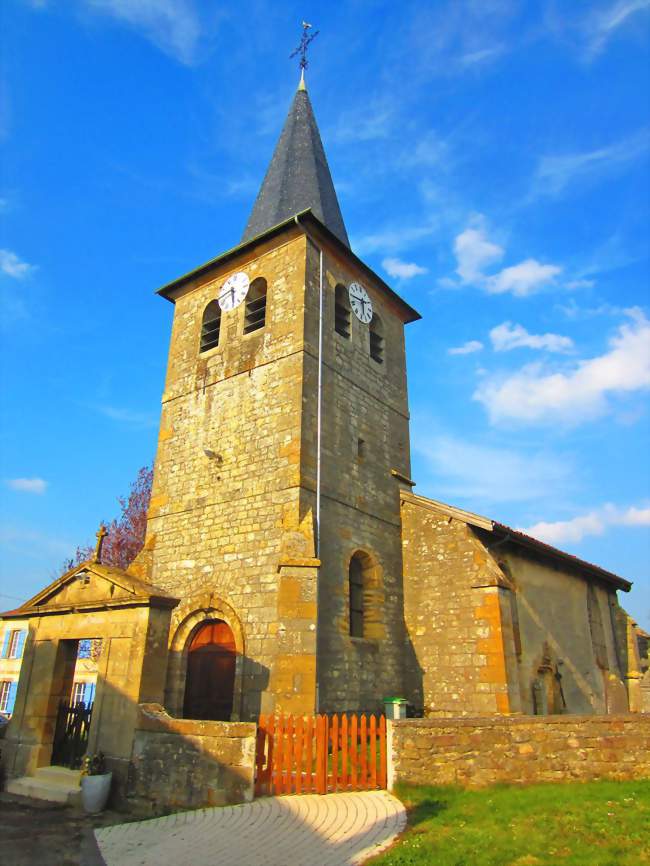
[[290, 21, 319, 70]]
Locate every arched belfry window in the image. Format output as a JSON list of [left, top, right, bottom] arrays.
[[200, 300, 221, 353], [244, 277, 267, 334], [335, 284, 351, 338], [369, 313, 384, 364]]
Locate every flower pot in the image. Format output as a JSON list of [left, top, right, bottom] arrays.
[[81, 772, 112, 813]]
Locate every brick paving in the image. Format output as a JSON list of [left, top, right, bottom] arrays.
[[94, 791, 406, 866]]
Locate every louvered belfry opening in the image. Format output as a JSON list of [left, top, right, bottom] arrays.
[[244, 277, 267, 334], [335, 284, 351, 338], [200, 300, 221, 352], [369, 313, 384, 364]]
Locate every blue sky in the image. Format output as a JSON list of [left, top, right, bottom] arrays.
[[1, 1, 649, 629]]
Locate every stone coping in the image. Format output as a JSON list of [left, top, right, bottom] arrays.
[[136, 704, 256, 738], [392, 714, 648, 727]]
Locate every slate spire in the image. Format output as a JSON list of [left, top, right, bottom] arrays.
[[241, 78, 350, 248]]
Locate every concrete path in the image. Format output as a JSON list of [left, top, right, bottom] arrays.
[[94, 791, 406, 866]]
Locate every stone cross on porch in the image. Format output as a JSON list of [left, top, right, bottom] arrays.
[[93, 523, 108, 564]]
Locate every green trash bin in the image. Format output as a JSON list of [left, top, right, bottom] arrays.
[[383, 697, 408, 720]]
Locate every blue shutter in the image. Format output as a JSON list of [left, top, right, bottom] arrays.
[[7, 682, 18, 715], [86, 682, 96, 705], [15, 630, 26, 659], [1, 631, 10, 659]]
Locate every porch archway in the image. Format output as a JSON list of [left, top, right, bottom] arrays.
[[166, 598, 245, 721]]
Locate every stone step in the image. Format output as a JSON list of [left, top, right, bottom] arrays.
[[34, 765, 82, 786], [6, 768, 82, 806]]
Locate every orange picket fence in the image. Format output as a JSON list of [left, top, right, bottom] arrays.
[[255, 713, 387, 797]]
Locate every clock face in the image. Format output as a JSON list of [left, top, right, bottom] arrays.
[[218, 272, 250, 312], [348, 282, 373, 324]]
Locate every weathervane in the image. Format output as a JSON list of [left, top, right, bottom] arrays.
[[290, 21, 319, 70]]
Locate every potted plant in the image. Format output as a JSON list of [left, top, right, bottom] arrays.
[[80, 752, 112, 813]]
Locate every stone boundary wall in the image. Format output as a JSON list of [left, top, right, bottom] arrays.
[[126, 704, 256, 815], [388, 715, 650, 789]]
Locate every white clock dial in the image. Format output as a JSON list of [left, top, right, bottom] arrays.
[[218, 271, 250, 312], [348, 282, 373, 324]]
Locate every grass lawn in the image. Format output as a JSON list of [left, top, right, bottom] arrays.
[[370, 779, 650, 866]]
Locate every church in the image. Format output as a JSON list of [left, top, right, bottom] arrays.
[[1, 69, 647, 798]]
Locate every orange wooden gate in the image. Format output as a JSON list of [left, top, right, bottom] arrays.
[[255, 713, 386, 797]]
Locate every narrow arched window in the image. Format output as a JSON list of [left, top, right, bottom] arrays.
[[335, 284, 350, 338], [349, 554, 364, 638], [200, 300, 221, 353], [244, 277, 267, 334], [369, 313, 384, 364]]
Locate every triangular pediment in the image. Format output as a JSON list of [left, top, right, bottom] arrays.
[[2, 561, 178, 618]]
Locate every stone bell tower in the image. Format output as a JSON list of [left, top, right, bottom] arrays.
[[138, 73, 420, 721]]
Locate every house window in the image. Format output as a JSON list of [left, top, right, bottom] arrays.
[[78, 639, 92, 659], [0, 681, 17, 715], [335, 284, 351, 338], [243, 278, 267, 334], [369, 313, 384, 364], [71, 682, 96, 707], [357, 438, 366, 459], [1, 629, 26, 659], [200, 300, 221, 353], [349, 555, 364, 638], [72, 682, 86, 705]]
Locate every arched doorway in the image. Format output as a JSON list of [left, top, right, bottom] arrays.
[[183, 620, 236, 721]]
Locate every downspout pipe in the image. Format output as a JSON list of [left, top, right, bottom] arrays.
[[295, 213, 322, 714]]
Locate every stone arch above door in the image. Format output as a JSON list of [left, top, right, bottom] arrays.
[[165, 595, 245, 721]]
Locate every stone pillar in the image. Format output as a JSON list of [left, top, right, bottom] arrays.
[[270, 560, 319, 716]]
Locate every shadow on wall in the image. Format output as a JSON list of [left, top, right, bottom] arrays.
[[0, 628, 266, 815]]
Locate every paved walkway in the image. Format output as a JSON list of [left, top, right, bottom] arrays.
[[93, 791, 406, 866]]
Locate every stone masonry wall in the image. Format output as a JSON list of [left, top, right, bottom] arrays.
[[390, 715, 650, 788], [127, 704, 256, 815], [400, 494, 516, 716], [145, 228, 318, 719], [301, 237, 414, 713]]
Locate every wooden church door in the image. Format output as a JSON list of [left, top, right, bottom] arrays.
[[183, 620, 236, 721]]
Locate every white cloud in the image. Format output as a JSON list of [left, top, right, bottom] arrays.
[[412, 429, 573, 505], [382, 257, 428, 280], [532, 130, 649, 198], [0, 249, 35, 279], [454, 222, 504, 283], [475, 308, 650, 425], [448, 340, 484, 356], [584, 0, 650, 57], [353, 221, 439, 256], [489, 322, 574, 353], [524, 503, 650, 545], [94, 404, 158, 429], [486, 259, 562, 297], [0, 524, 73, 560], [458, 44, 506, 67], [451, 217, 563, 297], [6, 478, 48, 494], [333, 101, 395, 143], [82, 0, 202, 64], [565, 279, 596, 290]]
